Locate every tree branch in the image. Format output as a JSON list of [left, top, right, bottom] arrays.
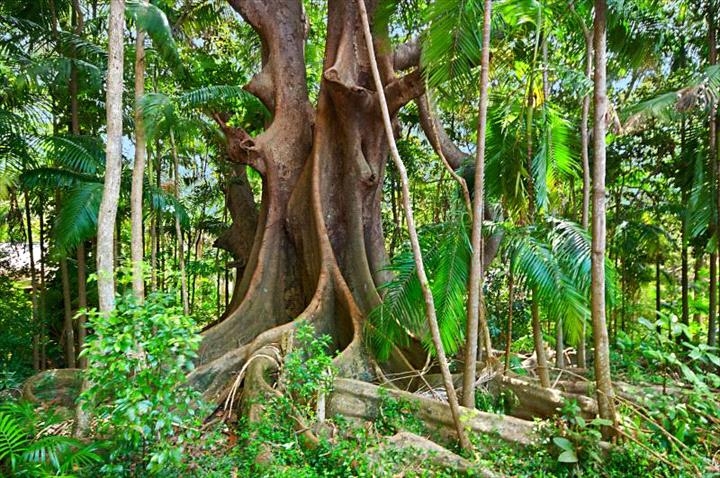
[[393, 38, 421, 71], [212, 113, 267, 175], [385, 69, 425, 114], [416, 95, 469, 169]]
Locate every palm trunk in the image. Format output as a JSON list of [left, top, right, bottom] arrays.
[[38, 199, 47, 369], [681, 118, 690, 336], [656, 255, 662, 329], [76, 242, 88, 368], [504, 270, 514, 373], [170, 130, 190, 315], [532, 295, 551, 387], [591, 0, 617, 435], [24, 192, 40, 371], [693, 254, 702, 341], [130, 0, 148, 301], [59, 253, 76, 368], [462, 0, 493, 409], [709, 4, 719, 347], [357, 0, 470, 450]]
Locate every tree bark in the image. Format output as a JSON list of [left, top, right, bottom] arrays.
[[96, 0, 125, 314], [130, 0, 148, 301], [591, 0, 617, 435], [463, 0, 493, 409]]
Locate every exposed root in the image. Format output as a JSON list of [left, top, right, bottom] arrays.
[[329, 378, 536, 446], [489, 374, 597, 420]]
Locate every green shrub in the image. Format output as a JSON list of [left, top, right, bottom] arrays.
[[79, 292, 205, 476]]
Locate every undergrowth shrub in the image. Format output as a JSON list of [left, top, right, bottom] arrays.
[[79, 292, 205, 476]]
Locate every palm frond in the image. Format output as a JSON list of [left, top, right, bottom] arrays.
[[20, 167, 101, 190], [53, 182, 104, 256], [127, 0, 184, 77], [421, 0, 485, 90], [0, 412, 29, 463]]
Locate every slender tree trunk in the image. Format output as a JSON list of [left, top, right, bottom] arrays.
[[693, 254, 702, 341], [24, 192, 40, 371], [577, 27, 593, 370], [656, 255, 662, 327], [130, 0, 148, 301], [591, 0, 617, 435], [38, 200, 47, 369], [77, 0, 124, 439], [96, 0, 125, 314], [462, 0, 493, 409], [357, 0, 470, 450], [170, 130, 190, 315], [532, 295, 551, 387], [709, 4, 719, 347], [76, 242, 88, 368], [710, 254, 717, 346], [59, 252, 76, 368], [70, 0, 85, 366], [151, 150, 160, 292], [681, 118, 690, 336], [504, 270, 514, 373]]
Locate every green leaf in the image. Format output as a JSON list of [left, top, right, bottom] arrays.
[[558, 450, 578, 463], [552, 436, 574, 452]]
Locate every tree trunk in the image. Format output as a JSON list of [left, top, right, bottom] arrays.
[[76, 242, 88, 368], [693, 253, 702, 341], [709, 3, 719, 347], [531, 296, 550, 387], [38, 198, 47, 370], [24, 192, 40, 371], [655, 255, 662, 328], [170, 130, 190, 315], [96, 0, 125, 314], [59, 253, 76, 368], [681, 118, 690, 335], [591, 0, 617, 435], [462, 0, 493, 409], [504, 270, 514, 373], [130, 0, 148, 301]]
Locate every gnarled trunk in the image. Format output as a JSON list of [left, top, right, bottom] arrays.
[[193, 0, 427, 395]]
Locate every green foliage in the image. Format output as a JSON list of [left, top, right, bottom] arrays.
[[280, 324, 337, 420], [79, 292, 205, 476], [0, 401, 102, 477], [375, 388, 425, 436], [0, 276, 34, 378]]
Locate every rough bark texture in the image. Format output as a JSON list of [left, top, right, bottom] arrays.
[[591, 0, 618, 434], [96, 0, 125, 313], [131, 2, 147, 301], [463, 0, 493, 408]]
